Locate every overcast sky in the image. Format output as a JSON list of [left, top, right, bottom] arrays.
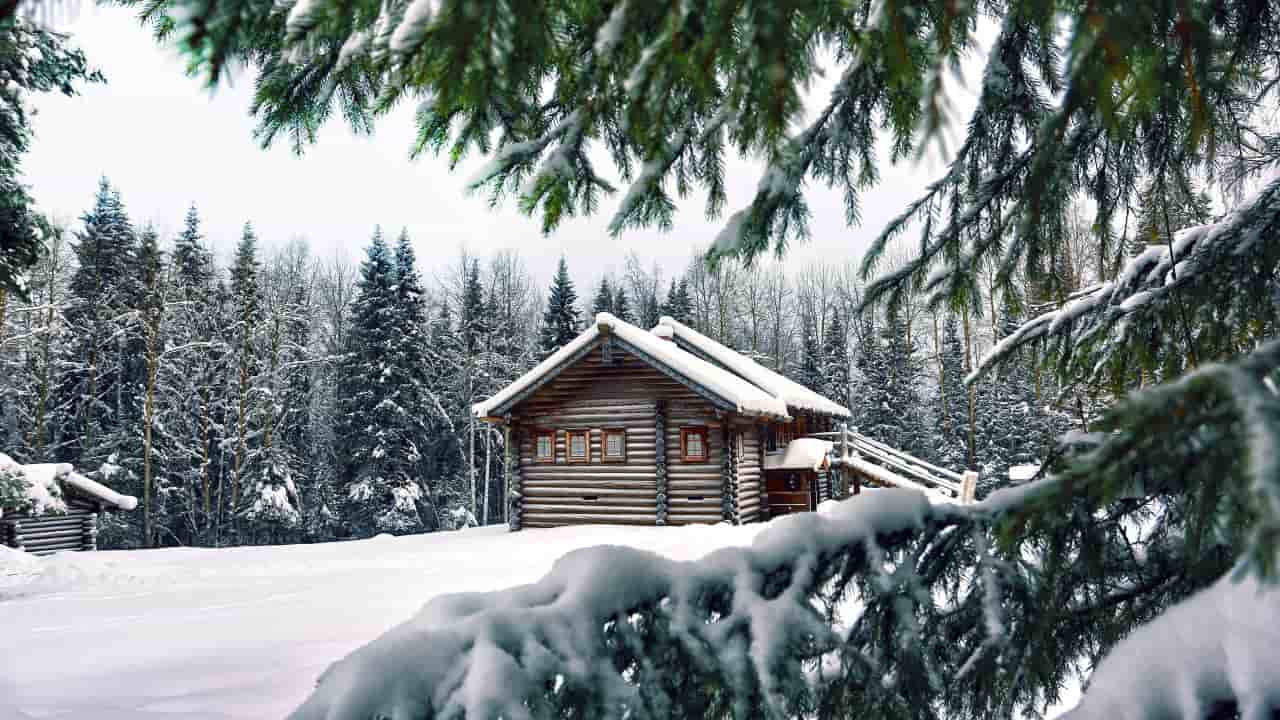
[[24, 5, 966, 288]]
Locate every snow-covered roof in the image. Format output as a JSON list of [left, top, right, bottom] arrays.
[[1, 454, 138, 513], [655, 316, 852, 418], [60, 468, 139, 511], [763, 438, 832, 471], [473, 313, 789, 419], [2, 454, 64, 514], [1008, 464, 1040, 482]]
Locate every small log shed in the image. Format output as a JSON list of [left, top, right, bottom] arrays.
[[1, 455, 138, 555]]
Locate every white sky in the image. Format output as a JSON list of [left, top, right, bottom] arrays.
[[23, 5, 965, 288]]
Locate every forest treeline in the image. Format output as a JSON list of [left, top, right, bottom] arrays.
[[0, 177, 1103, 548]]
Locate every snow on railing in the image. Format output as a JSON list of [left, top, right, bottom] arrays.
[[812, 426, 978, 503]]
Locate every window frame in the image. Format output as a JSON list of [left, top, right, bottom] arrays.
[[566, 428, 592, 464], [680, 427, 709, 463], [602, 428, 627, 463], [534, 429, 556, 464]]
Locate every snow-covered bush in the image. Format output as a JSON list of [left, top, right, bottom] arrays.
[[445, 505, 478, 531]]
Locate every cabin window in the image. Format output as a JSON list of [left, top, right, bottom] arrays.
[[535, 431, 555, 463], [766, 424, 779, 452], [603, 429, 626, 462], [567, 429, 590, 463], [681, 427, 709, 462]]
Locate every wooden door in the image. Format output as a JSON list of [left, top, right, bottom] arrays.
[[765, 469, 815, 517]]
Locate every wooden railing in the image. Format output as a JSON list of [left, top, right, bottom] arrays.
[[809, 425, 978, 504]]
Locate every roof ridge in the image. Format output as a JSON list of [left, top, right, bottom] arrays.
[[653, 316, 852, 418]]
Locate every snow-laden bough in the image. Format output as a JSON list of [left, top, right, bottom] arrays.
[[288, 490, 946, 720]]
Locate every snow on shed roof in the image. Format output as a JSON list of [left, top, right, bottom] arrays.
[[60, 468, 139, 511], [763, 438, 832, 471], [655, 316, 852, 418], [472, 313, 789, 419], [1, 455, 138, 513], [1008, 464, 1041, 482]]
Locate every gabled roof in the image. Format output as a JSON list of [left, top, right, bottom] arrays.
[[654, 316, 852, 418], [472, 313, 790, 419]]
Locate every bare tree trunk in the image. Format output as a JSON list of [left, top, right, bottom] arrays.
[[84, 342, 98, 453], [200, 392, 211, 535], [933, 312, 947, 433], [143, 326, 159, 548], [233, 305, 252, 534], [468, 370, 476, 515], [482, 427, 491, 525], [962, 305, 976, 471]]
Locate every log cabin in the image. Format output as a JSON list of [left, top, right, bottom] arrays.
[[472, 313, 854, 529], [1, 454, 138, 554]]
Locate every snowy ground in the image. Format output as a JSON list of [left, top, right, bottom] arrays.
[[0, 522, 764, 719]]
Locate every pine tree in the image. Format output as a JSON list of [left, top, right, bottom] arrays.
[[933, 314, 969, 469], [612, 285, 634, 324], [976, 298, 1065, 485], [460, 259, 488, 355], [591, 277, 614, 316], [59, 178, 137, 469], [539, 256, 581, 357], [859, 306, 930, 457], [819, 313, 848, 407], [228, 221, 263, 535], [661, 278, 693, 325], [390, 229, 437, 529], [166, 203, 223, 540], [337, 228, 428, 536], [240, 244, 314, 542], [795, 315, 822, 393], [173, 204, 215, 295], [0, 20, 102, 297]]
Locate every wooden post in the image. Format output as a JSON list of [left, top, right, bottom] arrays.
[[507, 425, 523, 531], [655, 400, 668, 526], [961, 470, 979, 504], [501, 422, 511, 526]]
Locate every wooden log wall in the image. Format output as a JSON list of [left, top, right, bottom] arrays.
[[511, 345, 732, 528], [663, 398, 726, 526], [506, 344, 746, 529], [817, 469, 832, 505], [517, 398, 659, 527], [734, 425, 764, 523], [2, 505, 97, 555]]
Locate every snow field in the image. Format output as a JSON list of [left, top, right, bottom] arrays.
[[0, 521, 760, 719]]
